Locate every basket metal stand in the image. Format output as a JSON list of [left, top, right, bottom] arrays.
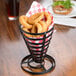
[[20, 26, 56, 75]]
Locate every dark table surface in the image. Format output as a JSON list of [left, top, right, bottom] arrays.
[[0, 0, 76, 76]]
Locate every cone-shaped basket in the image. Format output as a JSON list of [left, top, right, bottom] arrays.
[[20, 25, 55, 75]]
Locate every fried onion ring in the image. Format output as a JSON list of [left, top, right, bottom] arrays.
[[44, 12, 52, 27], [22, 28, 32, 37], [19, 12, 52, 38], [31, 23, 43, 37], [39, 21, 48, 32], [28, 12, 44, 24], [31, 23, 42, 33], [19, 15, 32, 29]]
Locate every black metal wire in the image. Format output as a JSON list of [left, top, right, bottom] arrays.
[[21, 55, 56, 75], [19, 25, 54, 63]]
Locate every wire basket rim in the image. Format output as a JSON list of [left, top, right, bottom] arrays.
[[19, 25, 54, 35]]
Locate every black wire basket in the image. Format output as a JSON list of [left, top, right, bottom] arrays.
[[20, 25, 56, 75]]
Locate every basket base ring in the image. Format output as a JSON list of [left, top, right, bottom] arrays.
[[21, 54, 56, 75]]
